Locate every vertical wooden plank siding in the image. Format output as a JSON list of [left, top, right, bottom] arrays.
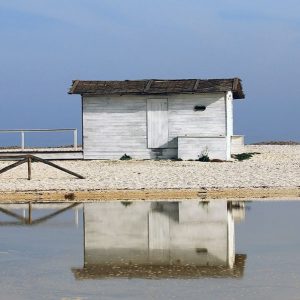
[[147, 99, 168, 148]]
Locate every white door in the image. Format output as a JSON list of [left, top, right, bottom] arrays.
[[147, 99, 168, 148]]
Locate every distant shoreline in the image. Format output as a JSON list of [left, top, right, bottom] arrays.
[[251, 141, 300, 145]]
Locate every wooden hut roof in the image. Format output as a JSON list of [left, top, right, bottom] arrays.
[[68, 78, 245, 99]]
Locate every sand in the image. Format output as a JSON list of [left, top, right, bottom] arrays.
[[0, 145, 299, 201]]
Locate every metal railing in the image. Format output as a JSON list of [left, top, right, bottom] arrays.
[[0, 128, 78, 150]]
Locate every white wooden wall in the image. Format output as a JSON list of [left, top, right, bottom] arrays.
[[82, 93, 228, 159], [178, 137, 227, 160], [231, 135, 245, 154], [168, 94, 226, 149], [83, 96, 150, 159]]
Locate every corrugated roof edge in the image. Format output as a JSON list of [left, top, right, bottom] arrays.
[[68, 78, 245, 99]]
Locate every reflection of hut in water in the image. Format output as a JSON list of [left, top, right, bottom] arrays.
[[72, 200, 246, 279]]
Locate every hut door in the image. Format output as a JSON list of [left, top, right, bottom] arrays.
[[147, 99, 168, 148]]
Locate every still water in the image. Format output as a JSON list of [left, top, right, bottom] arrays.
[[0, 200, 299, 300]]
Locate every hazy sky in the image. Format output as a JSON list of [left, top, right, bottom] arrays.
[[0, 0, 299, 145]]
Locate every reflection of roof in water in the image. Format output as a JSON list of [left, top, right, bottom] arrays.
[[72, 254, 246, 280]]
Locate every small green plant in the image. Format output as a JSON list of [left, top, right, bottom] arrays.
[[120, 153, 132, 160], [198, 146, 210, 162], [198, 155, 210, 162], [232, 152, 260, 161]]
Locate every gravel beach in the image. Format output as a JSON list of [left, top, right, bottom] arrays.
[[0, 145, 299, 193]]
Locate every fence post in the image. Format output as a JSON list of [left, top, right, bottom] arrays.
[[27, 156, 32, 180], [21, 131, 25, 150], [73, 129, 78, 150]]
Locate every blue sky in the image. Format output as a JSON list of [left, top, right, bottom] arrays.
[[0, 0, 299, 146]]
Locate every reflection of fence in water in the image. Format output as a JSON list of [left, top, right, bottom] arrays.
[[0, 203, 82, 226]]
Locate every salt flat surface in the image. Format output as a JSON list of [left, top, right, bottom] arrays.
[[0, 145, 299, 192]]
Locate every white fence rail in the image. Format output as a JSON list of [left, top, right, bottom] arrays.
[[0, 129, 78, 150]]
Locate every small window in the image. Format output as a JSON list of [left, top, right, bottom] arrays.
[[194, 105, 206, 111]]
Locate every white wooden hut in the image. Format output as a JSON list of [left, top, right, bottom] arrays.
[[69, 78, 245, 160]]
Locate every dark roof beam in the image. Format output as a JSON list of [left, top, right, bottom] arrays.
[[144, 80, 153, 92], [193, 79, 200, 91]]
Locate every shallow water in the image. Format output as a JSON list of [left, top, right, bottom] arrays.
[[0, 200, 299, 300]]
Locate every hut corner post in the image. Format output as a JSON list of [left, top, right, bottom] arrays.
[[225, 91, 233, 160]]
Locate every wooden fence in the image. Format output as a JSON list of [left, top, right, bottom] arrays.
[[0, 128, 78, 150]]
